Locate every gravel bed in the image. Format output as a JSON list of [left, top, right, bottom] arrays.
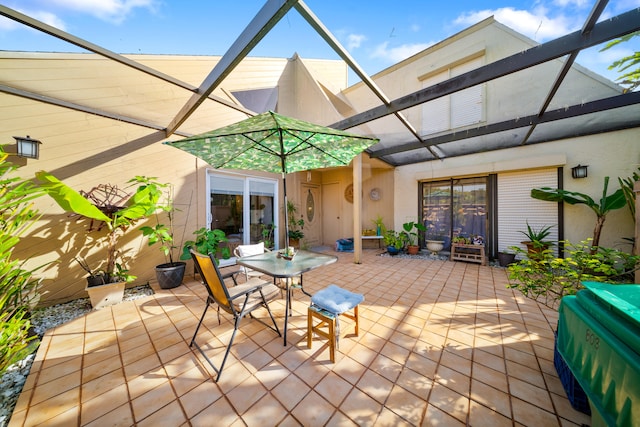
[[0, 284, 154, 427]]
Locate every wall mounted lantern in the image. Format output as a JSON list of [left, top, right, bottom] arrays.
[[14, 135, 42, 159], [571, 164, 588, 179]]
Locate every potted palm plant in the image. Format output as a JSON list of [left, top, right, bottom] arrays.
[[519, 221, 554, 257], [402, 221, 427, 255], [36, 172, 167, 308], [140, 184, 186, 289]]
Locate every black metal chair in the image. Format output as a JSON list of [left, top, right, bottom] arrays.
[[189, 248, 281, 381]]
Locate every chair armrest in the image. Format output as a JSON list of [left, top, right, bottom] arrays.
[[227, 280, 270, 300], [221, 270, 240, 286]]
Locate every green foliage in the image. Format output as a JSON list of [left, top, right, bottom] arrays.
[[0, 148, 43, 374], [286, 200, 304, 240], [139, 183, 180, 264], [618, 166, 639, 221], [371, 214, 385, 234], [507, 239, 639, 309], [531, 176, 626, 248], [180, 228, 230, 262], [519, 221, 554, 243], [261, 223, 275, 248], [37, 172, 168, 282], [600, 31, 640, 92], [402, 221, 427, 246], [383, 229, 407, 250]]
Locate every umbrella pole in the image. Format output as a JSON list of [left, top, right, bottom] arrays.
[[283, 173, 290, 250]]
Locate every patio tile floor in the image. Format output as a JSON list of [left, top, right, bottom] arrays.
[[9, 249, 593, 426]]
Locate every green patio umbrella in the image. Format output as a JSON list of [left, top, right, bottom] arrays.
[[164, 111, 379, 248]]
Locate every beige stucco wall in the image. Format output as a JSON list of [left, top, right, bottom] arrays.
[[2, 51, 349, 306], [393, 129, 639, 250]]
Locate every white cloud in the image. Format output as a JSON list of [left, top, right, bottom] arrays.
[[410, 24, 420, 33], [48, 0, 158, 24], [347, 33, 366, 50], [455, 6, 579, 41], [0, 8, 67, 31], [370, 41, 434, 63], [552, 0, 590, 7]]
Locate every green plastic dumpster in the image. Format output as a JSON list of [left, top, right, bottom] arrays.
[[557, 281, 640, 427]]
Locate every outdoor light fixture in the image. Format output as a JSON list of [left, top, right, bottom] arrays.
[[571, 164, 588, 179], [14, 135, 42, 159]]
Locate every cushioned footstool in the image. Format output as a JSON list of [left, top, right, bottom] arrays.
[[307, 284, 364, 362]]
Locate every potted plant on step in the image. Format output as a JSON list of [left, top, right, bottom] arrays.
[[383, 229, 406, 255], [37, 172, 167, 308], [402, 221, 427, 255], [519, 221, 554, 257], [140, 183, 186, 289], [371, 214, 385, 236]]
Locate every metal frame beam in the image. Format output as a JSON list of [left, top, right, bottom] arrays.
[[0, 83, 189, 136], [0, 5, 255, 117], [294, 1, 438, 158], [165, 0, 300, 135], [370, 91, 640, 159], [331, 8, 640, 131]]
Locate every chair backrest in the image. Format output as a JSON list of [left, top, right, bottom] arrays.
[[190, 248, 232, 312], [234, 242, 265, 258]]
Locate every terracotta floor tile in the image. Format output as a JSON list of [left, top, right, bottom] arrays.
[[357, 369, 394, 403], [468, 398, 513, 427], [131, 380, 177, 422], [82, 402, 134, 427], [511, 397, 559, 426], [290, 390, 336, 426], [470, 378, 512, 418], [314, 371, 353, 407], [423, 403, 467, 426], [81, 368, 126, 403], [22, 387, 79, 426], [251, 358, 288, 390], [509, 377, 555, 413], [435, 364, 471, 398], [272, 373, 310, 411], [370, 352, 403, 382], [433, 381, 473, 422], [189, 393, 239, 427], [12, 252, 581, 426], [395, 365, 434, 400], [170, 364, 209, 397], [80, 382, 129, 425], [30, 369, 81, 406], [339, 387, 384, 425], [226, 376, 267, 414], [385, 384, 428, 424], [179, 379, 223, 419]]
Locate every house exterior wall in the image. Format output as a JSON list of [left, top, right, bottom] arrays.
[[339, 18, 637, 254], [2, 51, 349, 306], [394, 129, 638, 250]]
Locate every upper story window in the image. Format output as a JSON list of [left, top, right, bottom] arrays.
[[421, 56, 485, 136]]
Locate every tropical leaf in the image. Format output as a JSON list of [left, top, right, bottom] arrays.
[[35, 171, 111, 223]]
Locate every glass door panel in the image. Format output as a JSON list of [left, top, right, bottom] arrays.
[[452, 178, 487, 243], [249, 180, 275, 245], [421, 181, 452, 249]]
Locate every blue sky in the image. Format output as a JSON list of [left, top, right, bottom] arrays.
[[1, 0, 639, 84]]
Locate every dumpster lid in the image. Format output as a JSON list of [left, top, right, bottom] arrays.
[[582, 281, 640, 326]]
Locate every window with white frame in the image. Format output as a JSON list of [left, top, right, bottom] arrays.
[[207, 172, 278, 247], [421, 56, 485, 135]]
